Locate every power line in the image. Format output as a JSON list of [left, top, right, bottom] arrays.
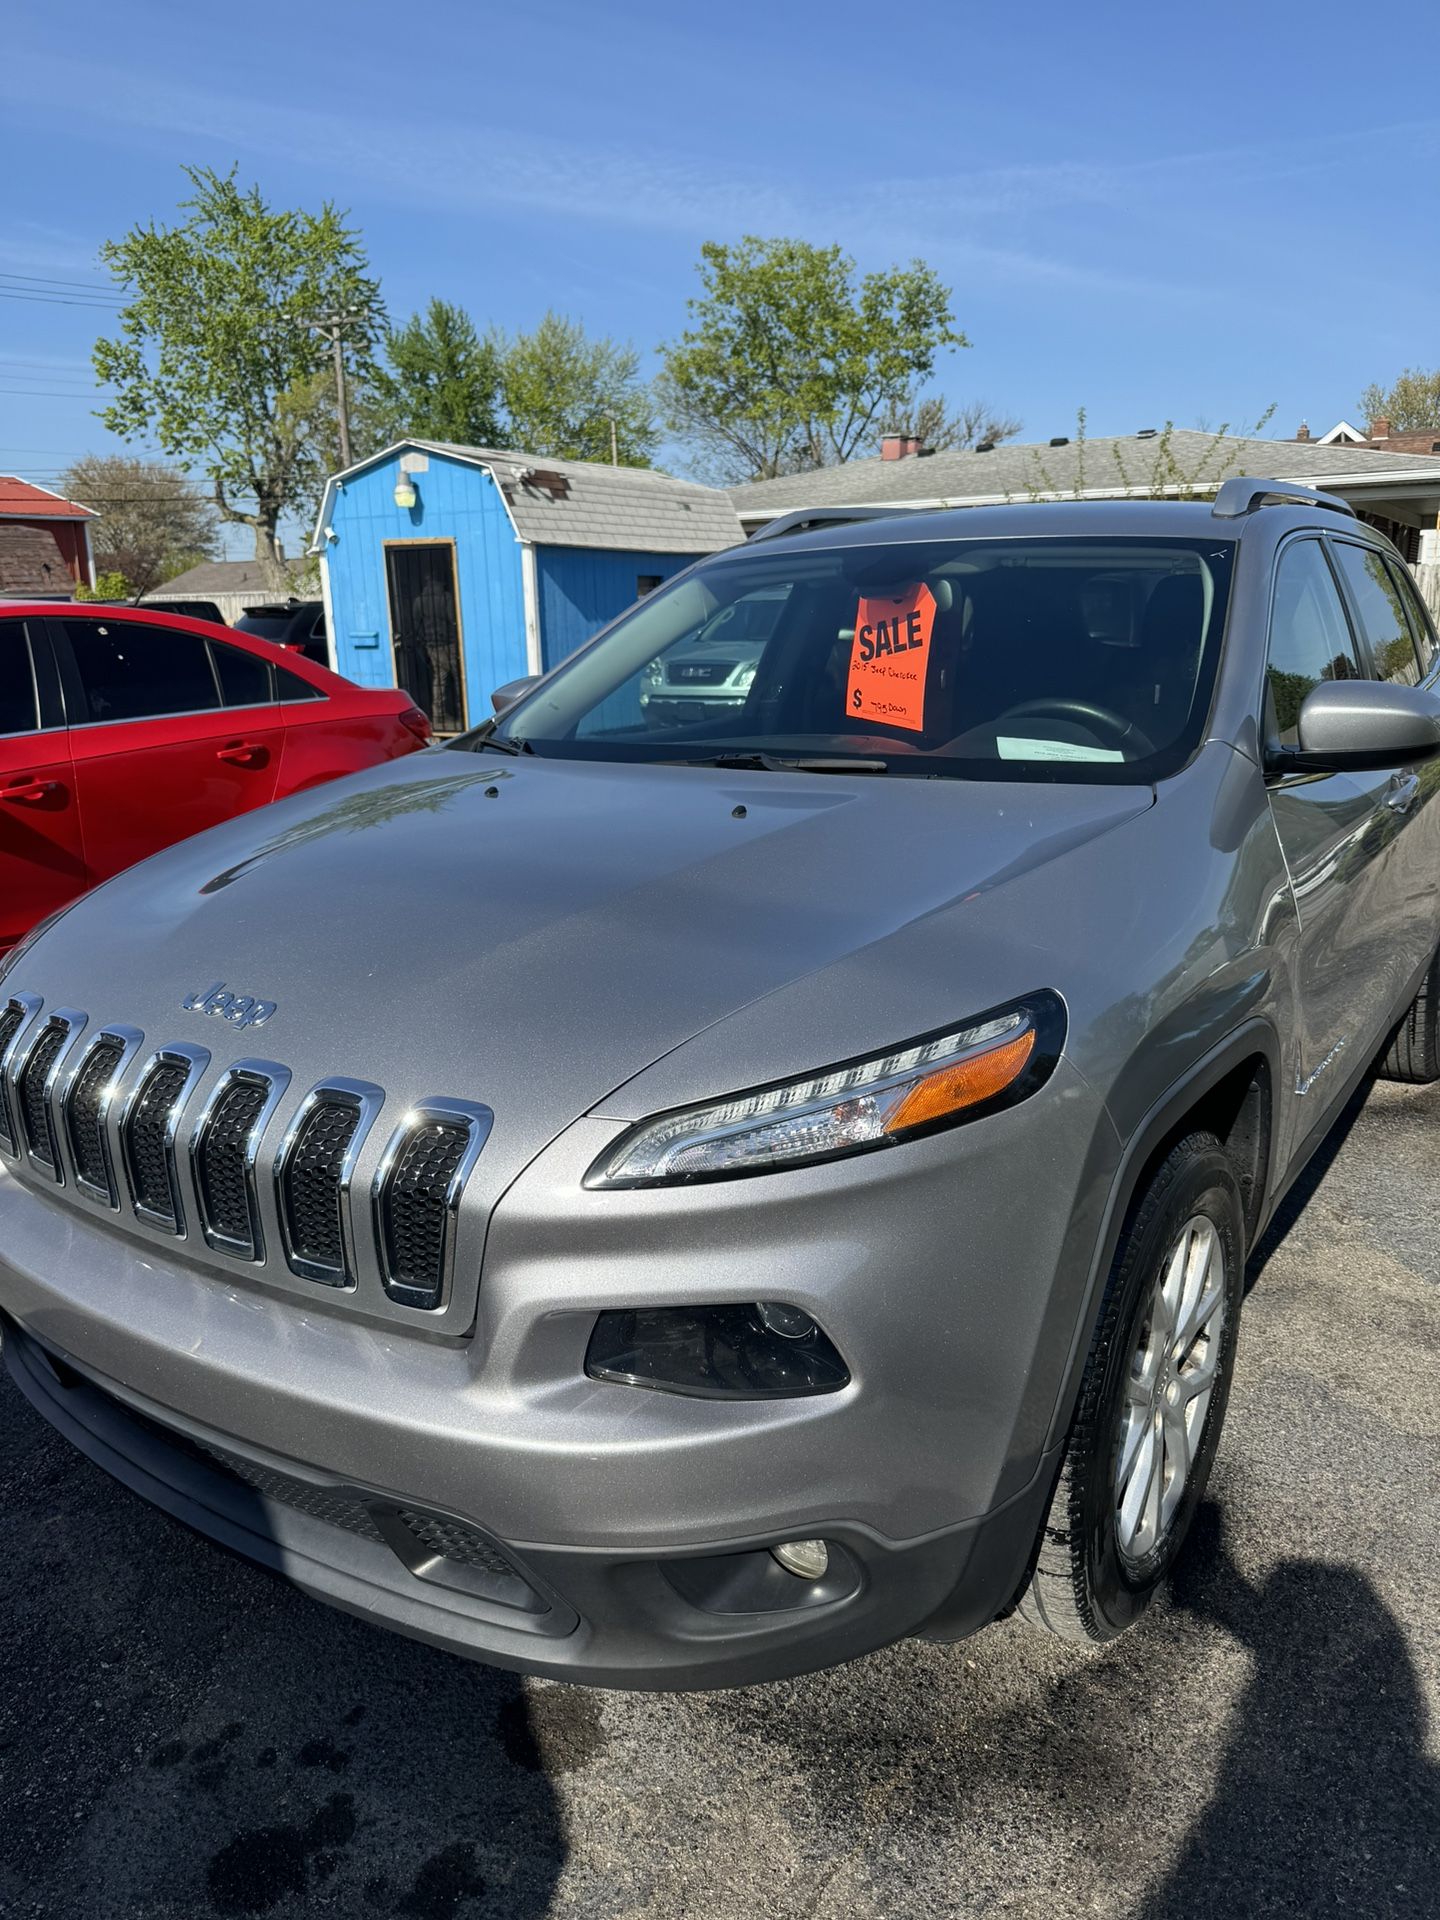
[[0, 270, 115, 293], [0, 289, 123, 310]]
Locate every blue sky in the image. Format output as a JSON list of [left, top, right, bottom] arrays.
[[4, 0, 1439, 553]]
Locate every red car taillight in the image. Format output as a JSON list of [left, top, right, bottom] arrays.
[[399, 705, 432, 743]]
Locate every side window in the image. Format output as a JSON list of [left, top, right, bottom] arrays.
[[636, 574, 663, 598], [209, 640, 272, 708], [1329, 541, 1422, 687], [58, 618, 219, 724], [1386, 559, 1439, 679], [0, 620, 39, 736], [1266, 541, 1362, 747], [276, 666, 325, 703], [310, 611, 327, 641]]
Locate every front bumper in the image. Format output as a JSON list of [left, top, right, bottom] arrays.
[[3, 1318, 1056, 1688], [0, 1058, 1111, 1688]]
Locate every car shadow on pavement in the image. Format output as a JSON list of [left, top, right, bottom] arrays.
[[1136, 1501, 1440, 1920], [0, 1377, 575, 1920]]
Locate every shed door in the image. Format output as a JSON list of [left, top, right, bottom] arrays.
[[385, 542, 466, 733]]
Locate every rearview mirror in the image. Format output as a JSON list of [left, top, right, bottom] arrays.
[[490, 675, 541, 715], [1269, 679, 1440, 774]]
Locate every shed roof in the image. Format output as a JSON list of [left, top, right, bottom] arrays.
[[0, 475, 94, 521], [730, 428, 1440, 520], [312, 441, 743, 555]]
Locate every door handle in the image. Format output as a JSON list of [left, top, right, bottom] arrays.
[[216, 741, 266, 767], [1385, 772, 1422, 815], [0, 778, 61, 804]]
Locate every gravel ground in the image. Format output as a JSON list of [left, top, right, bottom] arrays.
[[2, 1076, 1437, 1920]]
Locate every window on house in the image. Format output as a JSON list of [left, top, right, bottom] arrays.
[[636, 575, 664, 598]]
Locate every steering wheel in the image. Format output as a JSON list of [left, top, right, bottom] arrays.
[[997, 697, 1155, 758]]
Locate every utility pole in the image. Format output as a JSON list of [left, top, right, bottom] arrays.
[[311, 311, 369, 469]]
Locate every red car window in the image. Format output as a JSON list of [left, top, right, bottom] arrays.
[[55, 617, 219, 724]]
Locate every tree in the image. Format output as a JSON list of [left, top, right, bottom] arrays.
[[374, 298, 504, 447], [900, 396, 1022, 453], [94, 166, 381, 582], [59, 453, 217, 597], [1358, 368, 1440, 432], [496, 312, 656, 465], [1017, 405, 1277, 502], [657, 237, 967, 482]]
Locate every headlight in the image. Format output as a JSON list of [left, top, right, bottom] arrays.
[[589, 992, 1064, 1187], [732, 664, 757, 690], [0, 905, 73, 990]]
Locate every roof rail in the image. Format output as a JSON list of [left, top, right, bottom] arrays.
[[747, 504, 927, 544], [1211, 476, 1355, 521]]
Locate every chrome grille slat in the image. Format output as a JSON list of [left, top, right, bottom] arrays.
[[0, 993, 41, 1157], [275, 1079, 384, 1287], [60, 1025, 143, 1208], [120, 1045, 208, 1234], [190, 1061, 290, 1262], [374, 1099, 492, 1312], [18, 1021, 69, 1172]]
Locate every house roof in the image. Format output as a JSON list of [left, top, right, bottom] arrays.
[[0, 475, 94, 521], [0, 524, 75, 594], [729, 428, 1440, 521], [312, 441, 744, 556], [143, 558, 308, 599]]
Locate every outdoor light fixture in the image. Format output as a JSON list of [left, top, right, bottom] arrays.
[[393, 474, 418, 510]]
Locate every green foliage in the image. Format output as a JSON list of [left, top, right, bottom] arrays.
[[94, 166, 381, 573], [1358, 368, 1440, 433], [496, 312, 656, 465], [60, 454, 217, 597], [374, 299, 504, 447], [74, 570, 135, 602], [1019, 405, 1278, 502], [657, 237, 967, 481]]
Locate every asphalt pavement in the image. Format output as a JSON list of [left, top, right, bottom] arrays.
[[2, 1075, 1437, 1919]]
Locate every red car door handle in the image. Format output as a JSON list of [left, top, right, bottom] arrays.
[[216, 741, 266, 767], [1, 778, 61, 803]]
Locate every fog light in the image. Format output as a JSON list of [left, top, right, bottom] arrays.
[[771, 1539, 829, 1581], [754, 1301, 815, 1339]]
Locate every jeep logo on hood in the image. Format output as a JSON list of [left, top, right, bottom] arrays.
[[183, 982, 278, 1029]]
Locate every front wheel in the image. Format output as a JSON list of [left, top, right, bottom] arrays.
[[1018, 1132, 1244, 1644], [1379, 944, 1440, 1084]]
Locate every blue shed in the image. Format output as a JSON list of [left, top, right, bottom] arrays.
[[311, 441, 743, 731]]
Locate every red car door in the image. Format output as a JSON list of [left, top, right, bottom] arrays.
[[50, 613, 285, 886], [0, 615, 87, 951]]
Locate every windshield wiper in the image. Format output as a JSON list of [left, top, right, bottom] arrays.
[[465, 731, 532, 756], [678, 751, 889, 775]]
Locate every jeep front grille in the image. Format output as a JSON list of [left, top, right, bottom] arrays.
[[64, 1034, 129, 1204], [276, 1081, 382, 1286], [192, 1064, 289, 1261], [0, 997, 31, 1154], [122, 1047, 208, 1232], [17, 1018, 70, 1174], [375, 1102, 491, 1312]]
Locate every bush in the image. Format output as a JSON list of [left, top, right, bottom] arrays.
[[74, 570, 134, 603]]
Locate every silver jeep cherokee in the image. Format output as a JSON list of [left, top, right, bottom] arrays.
[[3, 479, 1439, 1688]]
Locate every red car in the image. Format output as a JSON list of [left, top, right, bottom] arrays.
[[0, 601, 431, 952]]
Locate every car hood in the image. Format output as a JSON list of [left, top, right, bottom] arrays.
[[18, 749, 1151, 1181]]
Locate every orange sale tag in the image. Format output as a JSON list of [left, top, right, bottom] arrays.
[[845, 583, 936, 733]]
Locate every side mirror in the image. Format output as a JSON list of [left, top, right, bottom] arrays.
[[490, 675, 541, 715], [1269, 679, 1440, 774]]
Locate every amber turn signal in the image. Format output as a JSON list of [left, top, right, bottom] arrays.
[[884, 1026, 1037, 1135]]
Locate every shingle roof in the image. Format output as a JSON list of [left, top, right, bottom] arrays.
[[729, 428, 1440, 517], [0, 475, 94, 520], [143, 558, 308, 598], [315, 441, 743, 556]]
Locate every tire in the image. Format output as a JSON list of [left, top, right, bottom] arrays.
[[1379, 946, 1440, 1084], [1017, 1132, 1244, 1645]]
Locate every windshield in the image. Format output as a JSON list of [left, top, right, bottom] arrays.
[[472, 535, 1236, 783]]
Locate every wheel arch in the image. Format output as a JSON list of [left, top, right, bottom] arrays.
[[1043, 1018, 1279, 1457]]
